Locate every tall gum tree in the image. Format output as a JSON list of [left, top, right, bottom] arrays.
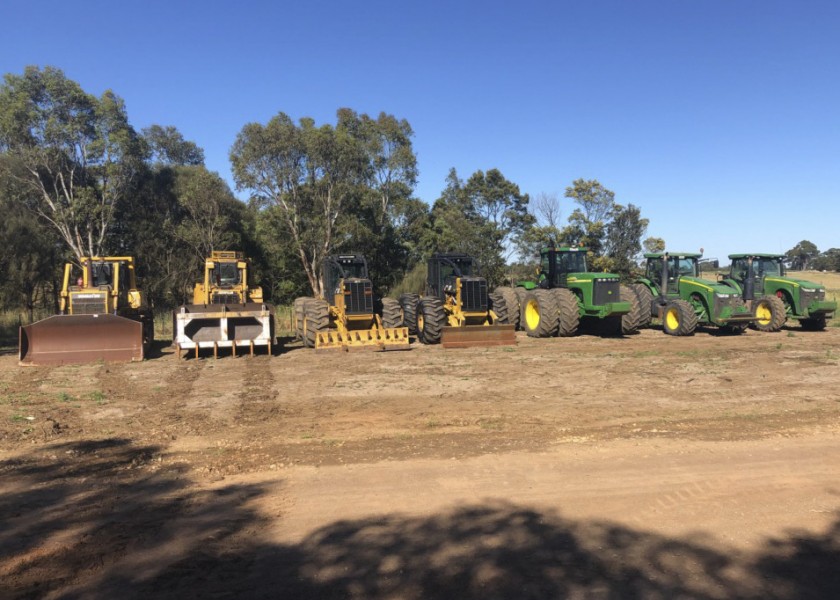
[[231, 109, 415, 296], [0, 66, 145, 262]]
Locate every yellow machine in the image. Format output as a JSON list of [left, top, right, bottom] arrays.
[[401, 253, 515, 348], [173, 251, 274, 358], [19, 257, 153, 365], [294, 254, 409, 351]]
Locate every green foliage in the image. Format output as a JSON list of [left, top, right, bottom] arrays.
[[643, 237, 666, 254], [560, 179, 616, 255], [520, 179, 650, 279], [605, 203, 648, 276], [785, 240, 819, 270], [811, 248, 840, 272], [422, 168, 530, 287], [142, 124, 204, 166], [231, 109, 422, 297], [0, 66, 145, 261]]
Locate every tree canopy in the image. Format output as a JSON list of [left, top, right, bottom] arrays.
[[0, 64, 683, 325]]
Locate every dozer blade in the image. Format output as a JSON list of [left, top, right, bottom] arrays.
[[441, 324, 516, 349], [316, 327, 410, 352], [19, 314, 143, 366]]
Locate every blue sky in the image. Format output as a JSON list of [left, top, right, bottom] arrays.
[[2, 0, 839, 262]]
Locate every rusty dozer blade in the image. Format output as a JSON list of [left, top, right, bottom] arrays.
[[316, 326, 410, 352], [19, 314, 144, 366], [441, 324, 516, 349]]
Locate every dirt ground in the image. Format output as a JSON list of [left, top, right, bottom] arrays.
[[2, 323, 840, 599]]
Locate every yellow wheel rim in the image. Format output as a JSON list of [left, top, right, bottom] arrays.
[[665, 307, 680, 331], [417, 312, 424, 332], [525, 298, 541, 330], [755, 302, 771, 325]]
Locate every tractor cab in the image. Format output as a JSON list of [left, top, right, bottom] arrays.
[[645, 253, 700, 296], [539, 247, 588, 287], [729, 254, 784, 289]]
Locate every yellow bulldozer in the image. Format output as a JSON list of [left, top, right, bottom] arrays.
[[19, 256, 153, 365], [173, 251, 275, 358], [293, 254, 409, 351], [399, 253, 516, 348]]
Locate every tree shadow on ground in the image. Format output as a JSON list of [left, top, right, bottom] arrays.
[[2, 440, 839, 599]]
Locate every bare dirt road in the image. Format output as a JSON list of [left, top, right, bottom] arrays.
[[2, 325, 839, 598]]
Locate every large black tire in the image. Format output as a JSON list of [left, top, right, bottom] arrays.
[[662, 299, 697, 336], [521, 289, 559, 338], [303, 298, 329, 348], [631, 283, 655, 328], [801, 315, 827, 331], [514, 287, 528, 309], [399, 293, 420, 334], [619, 284, 643, 335], [293, 297, 308, 340], [489, 286, 521, 329], [381, 297, 403, 329], [752, 295, 786, 332], [550, 288, 580, 337], [416, 296, 446, 344]]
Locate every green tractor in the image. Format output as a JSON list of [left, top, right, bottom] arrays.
[[632, 252, 754, 335], [720, 253, 836, 331], [491, 246, 643, 337]]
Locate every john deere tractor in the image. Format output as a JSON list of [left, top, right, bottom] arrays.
[[632, 252, 754, 335], [294, 254, 409, 351], [720, 254, 836, 331], [491, 246, 643, 337], [400, 253, 515, 347]]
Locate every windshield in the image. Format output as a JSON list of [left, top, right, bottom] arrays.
[[214, 262, 240, 287], [731, 257, 783, 280], [671, 257, 698, 277], [90, 263, 113, 287], [340, 262, 368, 279], [557, 252, 587, 274], [755, 258, 782, 277]]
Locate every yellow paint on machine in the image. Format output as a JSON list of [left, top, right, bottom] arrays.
[[315, 326, 410, 351]]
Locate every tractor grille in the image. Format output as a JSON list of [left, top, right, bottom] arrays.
[[461, 278, 488, 312], [212, 292, 240, 305], [714, 294, 743, 316], [800, 289, 823, 308], [72, 293, 107, 315], [345, 280, 373, 315], [592, 279, 620, 306]]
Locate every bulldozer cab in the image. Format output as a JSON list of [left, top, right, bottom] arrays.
[[194, 251, 261, 305], [62, 257, 142, 314], [211, 261, 241, 288], [427, 253, 475, 300]]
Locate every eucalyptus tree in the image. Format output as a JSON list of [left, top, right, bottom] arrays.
[[0, 66, 145, 261]]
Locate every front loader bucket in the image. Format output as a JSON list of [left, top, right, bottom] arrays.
[[441, 324, 516, 349], [19, 314, 143, 366], [315, 326, 410, 352]]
